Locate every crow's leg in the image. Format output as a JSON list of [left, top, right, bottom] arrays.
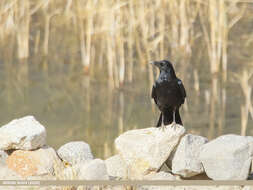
[[171, 108, 177, 128], [156, 113, 162, 127], [175, 109, 182, 125], [162, 113, 166, 131], [159, 113, 166, 131]]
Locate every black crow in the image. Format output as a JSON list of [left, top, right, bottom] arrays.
[[151, 60, 186, 129]]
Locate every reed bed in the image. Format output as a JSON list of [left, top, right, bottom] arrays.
[[0, 0, 240, 81]]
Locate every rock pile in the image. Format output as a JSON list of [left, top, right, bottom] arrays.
[[114, 126, 253, 180], [0, 116, 61, 179], [0, 115, 252, 189], [0, 116, 108, 180]]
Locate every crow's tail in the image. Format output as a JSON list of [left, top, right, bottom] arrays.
[[156, 108, 182, 127]]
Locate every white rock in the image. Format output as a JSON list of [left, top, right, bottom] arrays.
[[171, 134, 208, 177], [199, 134, 253, 180], [144, 171, 181, 180], [0, 150, 8, 164], [78, 159, 109, 180], [0, 163, 23, 180], [105, 154, 128, 178], [115, 125, 185, 179], [61, 159, 109, 180], [57, 141, 93, 165], [243, 186, 253, 190], [0, 116, 46, 150]]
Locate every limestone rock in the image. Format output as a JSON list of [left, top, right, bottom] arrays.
[[0, 163, 23, 180], [138, 171, 181, 190], [115, 124, 185, 179], [105, 154, 128, 178], [171, 134, 208, 177], [61, 159, 109, 180], [6, 146, 62, 177], [199, 134, 253, 180], [243, 186, 253, 190], [0, 150, 8, 164], [57, 141, 93, 165], [78, 159, 109, 180], [0, 116, 46, 150], [143, 171, 181, 180]]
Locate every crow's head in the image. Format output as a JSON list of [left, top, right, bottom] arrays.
[[151, 60, 176, 77]]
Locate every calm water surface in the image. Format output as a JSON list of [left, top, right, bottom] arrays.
[[0, 60, 252, 159]]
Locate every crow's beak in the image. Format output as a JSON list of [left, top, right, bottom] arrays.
[[151, 61, 159, 68]]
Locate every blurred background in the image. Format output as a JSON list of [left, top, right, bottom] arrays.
[[0, 0, 252, 159]]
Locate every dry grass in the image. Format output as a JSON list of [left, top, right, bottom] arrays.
[[0, 0, 248, 86], [0, 0, 235, 81], [233, 69, 253, 135]]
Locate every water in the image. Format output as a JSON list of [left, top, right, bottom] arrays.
[[0, 5, 253, 159], [0, 59, 252, 159]]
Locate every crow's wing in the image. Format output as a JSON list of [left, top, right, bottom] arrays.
[[177, 79, 186, 103], [151, 84, 157, 104]]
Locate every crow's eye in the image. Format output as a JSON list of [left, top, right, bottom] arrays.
[[161, 62, 165, 66]]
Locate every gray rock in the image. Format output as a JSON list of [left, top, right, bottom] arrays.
[[171, 134, 208, 177], [78, 159, 109, 180], [105, 154, 128, 178], [115, 125, 185, 179], [199, 134, 253, 180], [0, 116, 46, 150], [61, 159, 109, 180], [57, 141, 93, 165]]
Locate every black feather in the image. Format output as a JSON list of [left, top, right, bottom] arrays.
[[151, 60, 186, 127]]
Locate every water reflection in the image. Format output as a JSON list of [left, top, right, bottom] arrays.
[[0, 1, 252, 159], [0, 59, 252, 159]]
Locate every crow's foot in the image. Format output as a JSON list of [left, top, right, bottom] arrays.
[[159, 124, 167, 131], [171, 121, 177, 130]]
